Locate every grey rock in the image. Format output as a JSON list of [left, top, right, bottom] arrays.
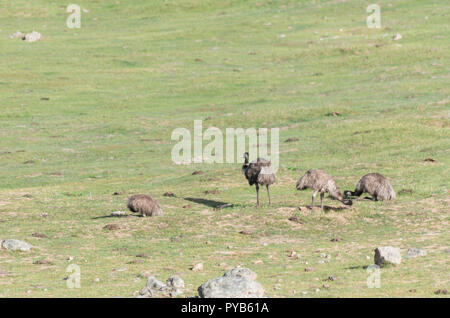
[[166, 275, 185, 289], [146, 276, 165, 290], [110, 211, 127, 217], [405, 248, 427, 259], [1, 239, 33, 251], [223, 267, 257, 281], [374, 246, 401, 266], [198, 268, 264, 298]]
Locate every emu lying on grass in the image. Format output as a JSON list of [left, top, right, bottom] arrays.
[[127, 194, 163, 217], [296, 169, 352, 212], [344, 173, 396, 201], [242, 152, 276, 206]]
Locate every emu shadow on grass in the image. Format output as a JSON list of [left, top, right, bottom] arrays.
[[184, 197, 233, 209]]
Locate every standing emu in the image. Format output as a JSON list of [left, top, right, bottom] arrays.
[[242, 152, 276, 206], [127, 194, 163, 217], [296, 169, 352, 212], [344, 173, 396, 201]]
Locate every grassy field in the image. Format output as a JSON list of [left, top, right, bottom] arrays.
[[0, 0, 448, 297]]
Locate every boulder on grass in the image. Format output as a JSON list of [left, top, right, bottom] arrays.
[[374, 246, 401, 267]]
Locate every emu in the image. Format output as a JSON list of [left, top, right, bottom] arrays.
[[296, 169, 352, 212], [127, 194, 163, 217], [344, 173, 396, 201], [242, 152, 276, 206]]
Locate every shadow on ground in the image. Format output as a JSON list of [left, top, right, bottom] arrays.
[[184, 197, 233, 209]]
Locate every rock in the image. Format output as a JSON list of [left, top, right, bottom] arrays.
[[10, 31, 25, 39], [1, 239, 33, 251], [32, 232, 47, 238], [198, 276, 264, 298], [103, 224, 120, 230], [405, 248, 427, 259], [288, 216, 304, 224], [198, 267, 264, 298], [23, 31, 42, 42], [434, 289, 448, 295], [191, 263, 204, 271], [146, 276, 165, 290], [166, 275, 185, 290], [223, 267, 257, 281], [393, 33, 402, 41], [139, 275, 184, 298], [374, 246, 401, 266], [110, 211, 127, 217]]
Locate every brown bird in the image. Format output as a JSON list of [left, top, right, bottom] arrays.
[[296, 169, 352, 212], [344, 173, 396, 201], [242, 152, 276, 206], [127, 194, 163, 217]]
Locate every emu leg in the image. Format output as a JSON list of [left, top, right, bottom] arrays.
[[256, 184, 260, 207], [266, 185, 271, 206], [311, 191, 317, 210], [320, 192, 324, 213]]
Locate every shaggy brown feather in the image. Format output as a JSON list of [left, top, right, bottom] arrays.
[[344, 173, 395, 201], [127, 194, 163, 217], [296, 169, 352, 212]]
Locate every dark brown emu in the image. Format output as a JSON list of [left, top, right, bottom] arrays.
[[344, 173, 396, 201], [296, 169, 352, 212], [127, 194, 163, 217], [242, 152, 276, 206]]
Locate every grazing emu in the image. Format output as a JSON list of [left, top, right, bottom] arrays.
[[242, 152, 276, 206], [296, 169, 352, 212], [344, 173, 396, 201], [127, 194, 163, 217]]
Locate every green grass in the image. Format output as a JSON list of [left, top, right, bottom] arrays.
[[0, 0, 449, 297]]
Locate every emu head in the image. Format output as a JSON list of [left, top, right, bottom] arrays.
[[243, 152, 249, 163], [296, 175, 307, 190]]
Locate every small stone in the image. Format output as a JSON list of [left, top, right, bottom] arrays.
[[166, 275, 185, 290], [103, 224, 120, 231], [223, 267, 257, 281], [191, 263, 204, 271], [288, 216, 304, 224], [434, 289, 448, 295], [405, 248, 427, 259], [110, 211, 127, 217], [32, 232, 47, 238], [146, 276, 165, 290], [67, 256, 74, 262], [393, 33, 402, 41]]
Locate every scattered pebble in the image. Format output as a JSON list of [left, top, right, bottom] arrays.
[[191, 263, 204, 272]]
